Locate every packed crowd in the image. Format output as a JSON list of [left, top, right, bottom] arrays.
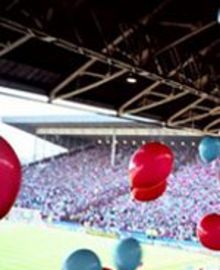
[[79, 160, 220, 242], [16, 141, 220, 242], [17, 144, 133, 220]]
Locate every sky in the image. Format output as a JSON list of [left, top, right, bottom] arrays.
[[0, 86, 97, 164]]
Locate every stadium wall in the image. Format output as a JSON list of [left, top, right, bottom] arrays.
[[52, 220, 218, 258]]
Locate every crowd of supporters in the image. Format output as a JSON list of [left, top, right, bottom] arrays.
[[16, 141, 220, 243]]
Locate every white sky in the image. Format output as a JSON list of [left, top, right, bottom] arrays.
[[0, 87, 97, 164], [0, 94, 88, 118]]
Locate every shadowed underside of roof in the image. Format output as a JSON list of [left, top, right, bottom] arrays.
[[0, 0, 219, 134]]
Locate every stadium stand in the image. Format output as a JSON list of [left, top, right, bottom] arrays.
[[16, 139, 220, 243]]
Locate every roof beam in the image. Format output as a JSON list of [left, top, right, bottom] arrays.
[[57, 69, 127, 100], [124, 91, 188, 115], [204, 118, 220, 134], [0, 18, 219, 108], [156, 21, 217, 55], [118, 39, 220, 114], [49, 60, 96, 101], [36, 127, 202, 137], [158, 21, 196, 31], [49, 26, 134, 100], [48, 0, 173, 98], [0, 33, 33, 57], [168, 101, 220, 128]]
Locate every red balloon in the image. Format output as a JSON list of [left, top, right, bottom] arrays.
[[129, 142, 173, 189], [0, 137, 22, 219], [131, 179, 167, 202], [197, 213, 220, 251]]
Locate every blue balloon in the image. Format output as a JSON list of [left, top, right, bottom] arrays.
[[218, 138, 220, 156], [114, 238, 142, 270], [199, 136, 220, 163], [63, 249, 102, 270]]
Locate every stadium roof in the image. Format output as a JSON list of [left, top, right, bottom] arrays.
[[3, 114, 134, 125], [3, 114, 203, 137], [0, 1, 219, 134]]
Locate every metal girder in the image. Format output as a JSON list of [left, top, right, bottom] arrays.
[[158, 21, 196, 30], [141, 0, 174, 25], [168, 101, 220, 134], [168, 97, 206, 126], [118, 41, 219, 115], [49, 28, 134, 100], [0, 20, 27, 34], [160, 38, 220, 76], [118, 81, 162, 115], [47, 0, 173, 100], [150, 92, 167, 98], [196, 105, 211, 112], [81, 71, 105, 79], [118, 38, 220, 117], [57, 69, 127, 100], [0, 33, 33, 57], [156, 21, 217, 55], [1, 18, 219, 104], [204, 118, 220, 134], [123, 91, 189, 115], [49, 60, 96, 101]]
